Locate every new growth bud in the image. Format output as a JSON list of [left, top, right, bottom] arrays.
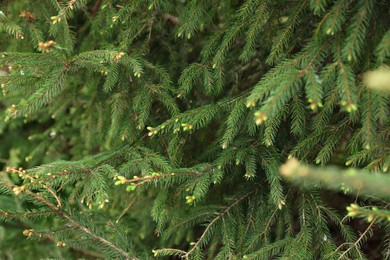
[[254, 111, 268, 125]]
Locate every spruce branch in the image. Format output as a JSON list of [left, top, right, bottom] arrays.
[[1, 0, 389, 258], [280, 158, 390, 199], [115, 194, 139, 224], [0, 11, 24, 39], [337, 220, 375, 260], [266, 0, 308, 64], [346, 204, 390, 223], [184, 191, 254, 258], [0, 178, 135, 259], [154, 189, 257, 259]]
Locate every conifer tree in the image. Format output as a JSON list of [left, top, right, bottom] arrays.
[[0, 0, 389, 259]]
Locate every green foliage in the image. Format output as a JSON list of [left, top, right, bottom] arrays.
[[0, 0, 389, 259], [281, 158, 390, 200]]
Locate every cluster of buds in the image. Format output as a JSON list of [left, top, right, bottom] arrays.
[[112, 16, 119, 23], [23, 229, 34, 237], [56, 241, 67, 247], [125, 183, 137, 191], [6, 166, 26, 176], [1, 82, 7, 96], [308, 98, 323, 110], [147, 126, 158, 136], [185, 195, 196, 204], [278, 199, 286, 210], [177, 32, 191, 40], [346, 203, 359, 216], [86, 199, 93, 209], [50, 15, 61, 24], [5, 104, 18, 121], [114, 175, 127, 185], [38, 40, 56, 54], [113, 51, 125, 62], [181, 123, 193, 131], [98, 199, 110, 209], [326, 28, 335, 36], [246, 100, 256, 108], [150, 172, 161, 177], [6, 166, 46, 184], [133, 71, 141, 78], [173, 127, 180, 134], [115, 172, 178, 193], [12, 186, 25, 196], [254, 111, 268, 125], [244, 172, 255, 179], [340, 101, 357, 113]]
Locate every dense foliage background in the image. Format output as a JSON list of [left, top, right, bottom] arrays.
[[0, 0, 389, 259]]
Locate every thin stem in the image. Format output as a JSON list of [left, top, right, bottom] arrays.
[[338, 220, 375, 260], [183, 189, 257, 258]]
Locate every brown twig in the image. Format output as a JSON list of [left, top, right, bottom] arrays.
[[91, 0, 103, 17]]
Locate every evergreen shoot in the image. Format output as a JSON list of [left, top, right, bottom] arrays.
[[0, 0, 389, 259]]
